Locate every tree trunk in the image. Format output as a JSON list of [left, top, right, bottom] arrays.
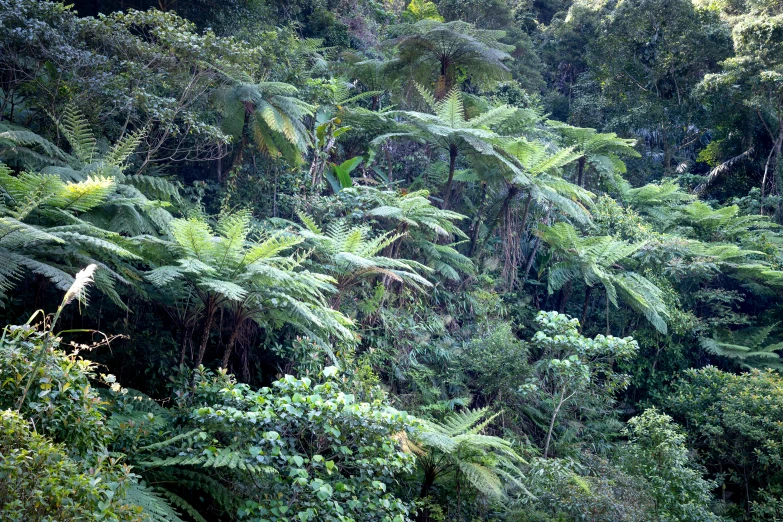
[[482, 185, 518, 249], [385, 146, 394, 186], [416, 471, 436, 522], [437, 58, 450, 99], [580, 286, 593, 330], [221, 318, 243, 369], [456, 473, 461, 521], [194, 300, 217, 368], [522, 236, 540, 285], [544, 389, 567, 458], [577, 156, 587, 187], [179, 326, 191, 366], [522, 210, 551, 286], [558, 280, 573, 313], [442, 145, 458, 209], [519, 192, 533, 234], [229, 111, 250, 177], [468, 182, 488, 256], [419, 470, 435, 499]]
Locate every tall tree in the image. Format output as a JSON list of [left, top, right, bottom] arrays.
[[587, 0, 732, 172], [699, 14, 783, 201]]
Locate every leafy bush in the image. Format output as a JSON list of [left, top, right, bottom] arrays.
[[520, 311, 638, 457], [665, 367, 783, 514], [0, 323, 110, 453], [0, 409, 142, 522], [123, 366, 417, 521], [621, 408, 723, 521]]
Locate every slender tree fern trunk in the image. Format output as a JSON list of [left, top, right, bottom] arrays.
[[519, 192, 532, 235], [195, 298, 217, 368], [544, 388, 567, 458], [482, 185, 518, 249], [456, 472, 461, 521], [221, 317, 243, 369], [229, 110, 250, 177], [391, 224, 408, 259], [580, 286, 593, 330], [558, 280, 573, 313], [179, 327, 190, 366], [577, 156, 586, 187], [419, 470, 435, 499], [416, 470, 436, 522], [437, 57, 450, 99], [522, 236, 540, 286], [385, 145, 394, 185], [442, 145, 458, 209], [468, 182, 488, 256]]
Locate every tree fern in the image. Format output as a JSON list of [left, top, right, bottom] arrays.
[[390, 20, 514, 95], [216, 78, 313, 167], [122, 481, 186, 522], [373, 85, 516, 208], [297, 213, 434, 296], [0, 161, 142, 303], [408, 407, 527, 501], [0, 121, 69, 169], [537, 222, 670, 333], [149, 211, 353, 368], [55, 105, 97, 164], [701, 324, 783, 371], [547, 120, 640, 188]]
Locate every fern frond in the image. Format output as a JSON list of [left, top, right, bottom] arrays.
[[56, 106, 97, 164]]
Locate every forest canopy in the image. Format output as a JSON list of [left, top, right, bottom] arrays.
[[1, 0, 783, 520]]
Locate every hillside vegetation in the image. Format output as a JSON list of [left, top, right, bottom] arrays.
[[1, 0, 783, 519]]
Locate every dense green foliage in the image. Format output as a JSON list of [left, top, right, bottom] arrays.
[[2, 0, 783, 519]]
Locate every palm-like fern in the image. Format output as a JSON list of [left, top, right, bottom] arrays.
[[0, 121, 69, 169], [147, 211, 352, 368], [459, 137, 587, 283], [2, 107, 179, 235], [216, 79, 314, 169], [618, 180, 693, 226], [537, 222, 670, 333], [344, 57, 398, 111], [403, 408, 527, 500], [390, 20, 514, 96], [701, 323, 783, 371], [0, 163, 141, 305], [373, 84, 516, 208], [679, 201, 775, 242], [297, 213, 433, 303], [547, 121, 640, 188], [357, 187, 474, 281], [0, 107, 186, 306], [364, 188, 467, 238], [496, 137, 593, 224]]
